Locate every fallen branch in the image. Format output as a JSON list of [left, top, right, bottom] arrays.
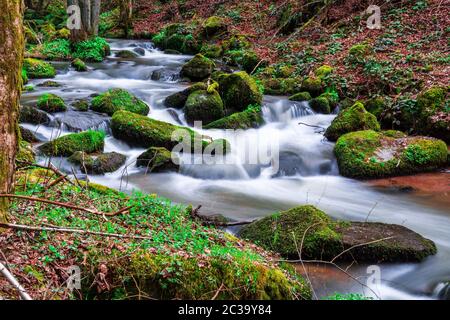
[[0, 194, 131, 217], [0, 261, 33, 300], [298, 122, 325, 132], [0, 222, 152, 241], [190, 205, 254, 227]]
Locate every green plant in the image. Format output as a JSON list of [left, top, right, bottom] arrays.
[[41, 39, 70, 60], [72, 37, 110, 62]]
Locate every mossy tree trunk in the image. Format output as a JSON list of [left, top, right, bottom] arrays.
[[68, 0, 101, 42], [119, 0, 133, 38], [0, 0, 24, 224]]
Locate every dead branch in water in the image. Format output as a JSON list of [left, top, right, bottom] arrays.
[[190, 205, 255, 227], [0, 194, 132, 217]]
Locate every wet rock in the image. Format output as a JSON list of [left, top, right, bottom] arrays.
[[68, 151, 94, 167], [218, 71, 263, 111], [37, 93, 67, 113], [334, 130, 448, 179], [19, 105, 51, 125], [136, 147, 179, 172], [37, 80, 61, 87], [115, 50, 139, 58], [133, 47, 146, 56], [239, 205, 437, 262], [151, 68, 179, 82], [20, 126, 40, 143], [82, 152, 127, 174], [71, 58, 88, 72], [72, 99, 89, 112], [289, 92, 312, 102], [52, 111, 110, 132], [164, 82, 207, 109]]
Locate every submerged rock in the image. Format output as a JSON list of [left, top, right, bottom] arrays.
[[136, 147, 180, 172], [334, 130, 447, 179], [180, 54, 215, 81], [325, 102, 380, 141], [239, 205, 437, 262], [39, 130, 105, 157], [91, 88, 150, 116], [133, 47, 146, 56]]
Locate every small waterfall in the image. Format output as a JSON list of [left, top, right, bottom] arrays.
[[262, 98, 313, 123]]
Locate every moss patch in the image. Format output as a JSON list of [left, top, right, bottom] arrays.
[[184, 89, 224, 125], [136, 147, 180, 172], [289, 92, 312, 102], [39, 130, 105, 157], [37, 93, 66, 113], [218, 71, 263, 112], [71, 58, 87, 72], [180, 54, 215, 81], [204, 105, 264, 129], [91, 88, 150, 116], [325, 102, 380, 141], [23, 58, 56, 79]]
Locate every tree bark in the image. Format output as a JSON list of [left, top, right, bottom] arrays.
[[68, 0, 101, 42], [119, 0, 133, 38], [0, 0, 25, 224]]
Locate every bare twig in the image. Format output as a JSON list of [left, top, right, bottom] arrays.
[[330, 236, 394, 263], [0, 194, 131, 217], [0, 261, 33, 300]]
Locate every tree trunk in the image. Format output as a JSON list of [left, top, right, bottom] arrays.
[[119, 0, 133, 38], [0, 0, 25, 224], [68, 0, 101, 42]]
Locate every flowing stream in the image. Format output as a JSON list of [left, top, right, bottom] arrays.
[[21, 39, 450, 300]]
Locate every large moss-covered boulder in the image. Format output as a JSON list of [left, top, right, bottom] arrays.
[[416, 86, 449, 143], [23, 58, 56, 79], [184, 89, 224, 125], [310, 97, 331, 114], [334, 130, 447, 179], [91, 88, 150, 116], [82, 152, 127, 174], [218, 71, 263, 111], [325, 102, 380, 141], [136, 147, 180, 172], [111, 110, 208, 152], [239, 205, 436, 262], [164, 82, 208, 109], [37, 93, 66, 113], [204, 105, 264, 130], [39, 130, 105, 157], [202, 16, 227, 38], [19, 105, 51, 125], [180, 54, 215, 81]]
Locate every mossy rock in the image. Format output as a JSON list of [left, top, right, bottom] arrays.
[[301, 77, 323, 97], [184, 89, 224, 125], [39, 130, 105, 157], [218, 71, 263, 111], [82, 152, 127, 174], [37, 93, 67, 113], [91, 88, 150, 116], [37, 80, 61, 87], [262, 77, 301, 95], [318, 91, 339, 108], [20, 126, 40, 143], [314, 65, 333, 78], [325, 102, 380, 141], [223, 49, 261, 73], [68, 151, 94, 167], [164, 82, 208, 109], [111, 110, 208, 152], [136, 147, 180, 172], [19, 105, 51, 125], [72, 99, 89, 112], [202, 16, 227, 38], [23, 58, 56, 79], [180, 54, 215, 81], [16, 141, 35, 167], [365, 96, 386, 119], [416, 86, 449, 143], [240, 205, 436, 262], [204, 106, 264, 129], [200, 43, 223, 59], [222, 35, 251, 52], [71, 58, 87, 72], [334, 130, 448, 179], [310, 97, 331, 114], [115, 50, 139, 58], [289, 92, 312, 102]]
